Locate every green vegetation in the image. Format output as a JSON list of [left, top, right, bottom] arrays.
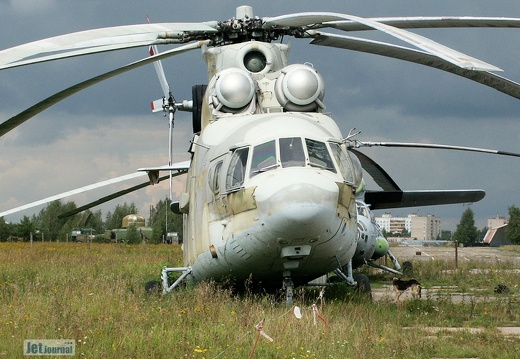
[[507, 205, 520, 244], [0, 199, 182, 243], [0, 242, 519, 358], [453, 207, 479, 245]]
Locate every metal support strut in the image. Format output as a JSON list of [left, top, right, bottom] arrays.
[[333, 259, 357, 286], [161, 266, 192, 294], [282, 271, 294, 306]]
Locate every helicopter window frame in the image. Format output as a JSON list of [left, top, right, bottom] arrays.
[[225, 146, 250, 192], [250, 140, 278, 178], [305, 138, 336, 173]]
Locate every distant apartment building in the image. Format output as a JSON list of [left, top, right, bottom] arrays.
[[375, 213, 441, 240], [409, 214, 441, 241], [376, 213, 411, 235]]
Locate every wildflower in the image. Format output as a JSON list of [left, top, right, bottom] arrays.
[[193, 345, 207, 353]]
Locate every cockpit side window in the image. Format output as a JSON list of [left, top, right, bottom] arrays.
[[250, 140, 277, 177], [357, 202, 369, 217], [226, 147, 250, 191], [280, 137, 305, 168], [330, 142, 355, 183], [305, 139, 336, 172], [208, 160, 223, 193]]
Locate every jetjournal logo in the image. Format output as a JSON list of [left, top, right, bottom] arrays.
[[24, 339, 75, 356]]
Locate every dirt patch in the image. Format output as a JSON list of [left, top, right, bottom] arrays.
[[389, 245, 520, 265]]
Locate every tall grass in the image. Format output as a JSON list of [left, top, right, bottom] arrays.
[[0, 242, 519, 358]]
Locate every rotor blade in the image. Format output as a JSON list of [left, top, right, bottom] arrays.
[[352, 141, 520, 158], [56, 162, 190, 218], [147, 17, 170, 98], [324, 16, 520, 32], [0, 41, 207, 138], [0, 161, 190, 218], [365, 189, 485, 210], [350, 149, 401, 191], [57, 175, 175, 219], [139, 161, 191, 185], [0, 172, 147, 218], [310, 32, 520, 100], [264, 12, 501, 71], [138, 161, 192, 173], [0, 23, 218, 70], [149, 44, 170, 98]]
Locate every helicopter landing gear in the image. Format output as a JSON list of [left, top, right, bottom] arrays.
[[333, 259, 357, 286], [160, 266, 192, 294], [333, 260, 372, 296], [282, 271, 295, 306], [353, 273, 371, 296]]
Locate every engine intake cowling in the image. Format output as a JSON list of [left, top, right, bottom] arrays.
[[275, 64, 325, 112], [215, 68, 255, 109]]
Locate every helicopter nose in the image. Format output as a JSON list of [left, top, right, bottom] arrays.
[[254, 170, 339, 240]]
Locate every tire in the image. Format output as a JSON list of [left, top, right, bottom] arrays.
[[353, 273, 372, 296]]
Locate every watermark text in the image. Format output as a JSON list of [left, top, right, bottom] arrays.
[[24, 339, 75, 356]]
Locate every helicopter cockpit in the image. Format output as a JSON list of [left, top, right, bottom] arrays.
[[224, 137, 362, 193]]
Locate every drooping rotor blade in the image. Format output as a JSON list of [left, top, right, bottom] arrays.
[[0, 41, 208, 138], [57, 175, 173, 219], [350, 147, 486, 208], [263, 12, 501, 71], [0, 23, 218, 70], [310, 32, 520, 100], [365, 189, 485, 210], [0, 172, 147, 218], [0, 161, 190, 219], [350, 149, 401, 191], [59, 162, 191, 218], [351, 141, 520, 158], [323, 16, 520, 32]]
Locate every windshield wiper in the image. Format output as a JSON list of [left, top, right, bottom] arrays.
[[309, 161, 334, 171], [251, 163, 278, 174]]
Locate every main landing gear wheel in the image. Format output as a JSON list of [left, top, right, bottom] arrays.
[[353, 273, 372, 297]]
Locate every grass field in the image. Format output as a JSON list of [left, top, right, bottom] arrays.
[[1, 242, 519, 358]]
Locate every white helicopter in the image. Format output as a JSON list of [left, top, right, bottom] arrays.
[[2, 6, 520, 303]]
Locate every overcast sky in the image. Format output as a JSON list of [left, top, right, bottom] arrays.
[[1, 0, 520, 231]]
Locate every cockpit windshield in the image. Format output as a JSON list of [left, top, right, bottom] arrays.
[[225, 137, 358, 192], [250, 140, 277, 177], [248, 137, 338, 177], [306, 139, 336, 172], [280, 137, 305, 168]]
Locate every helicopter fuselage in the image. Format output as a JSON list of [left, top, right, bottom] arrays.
[[182, 111, 361, 287]]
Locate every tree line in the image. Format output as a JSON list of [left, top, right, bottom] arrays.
[[1, 200, 519, 245], [453, 206, 520, 245], [0, 198, 182, 244]]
